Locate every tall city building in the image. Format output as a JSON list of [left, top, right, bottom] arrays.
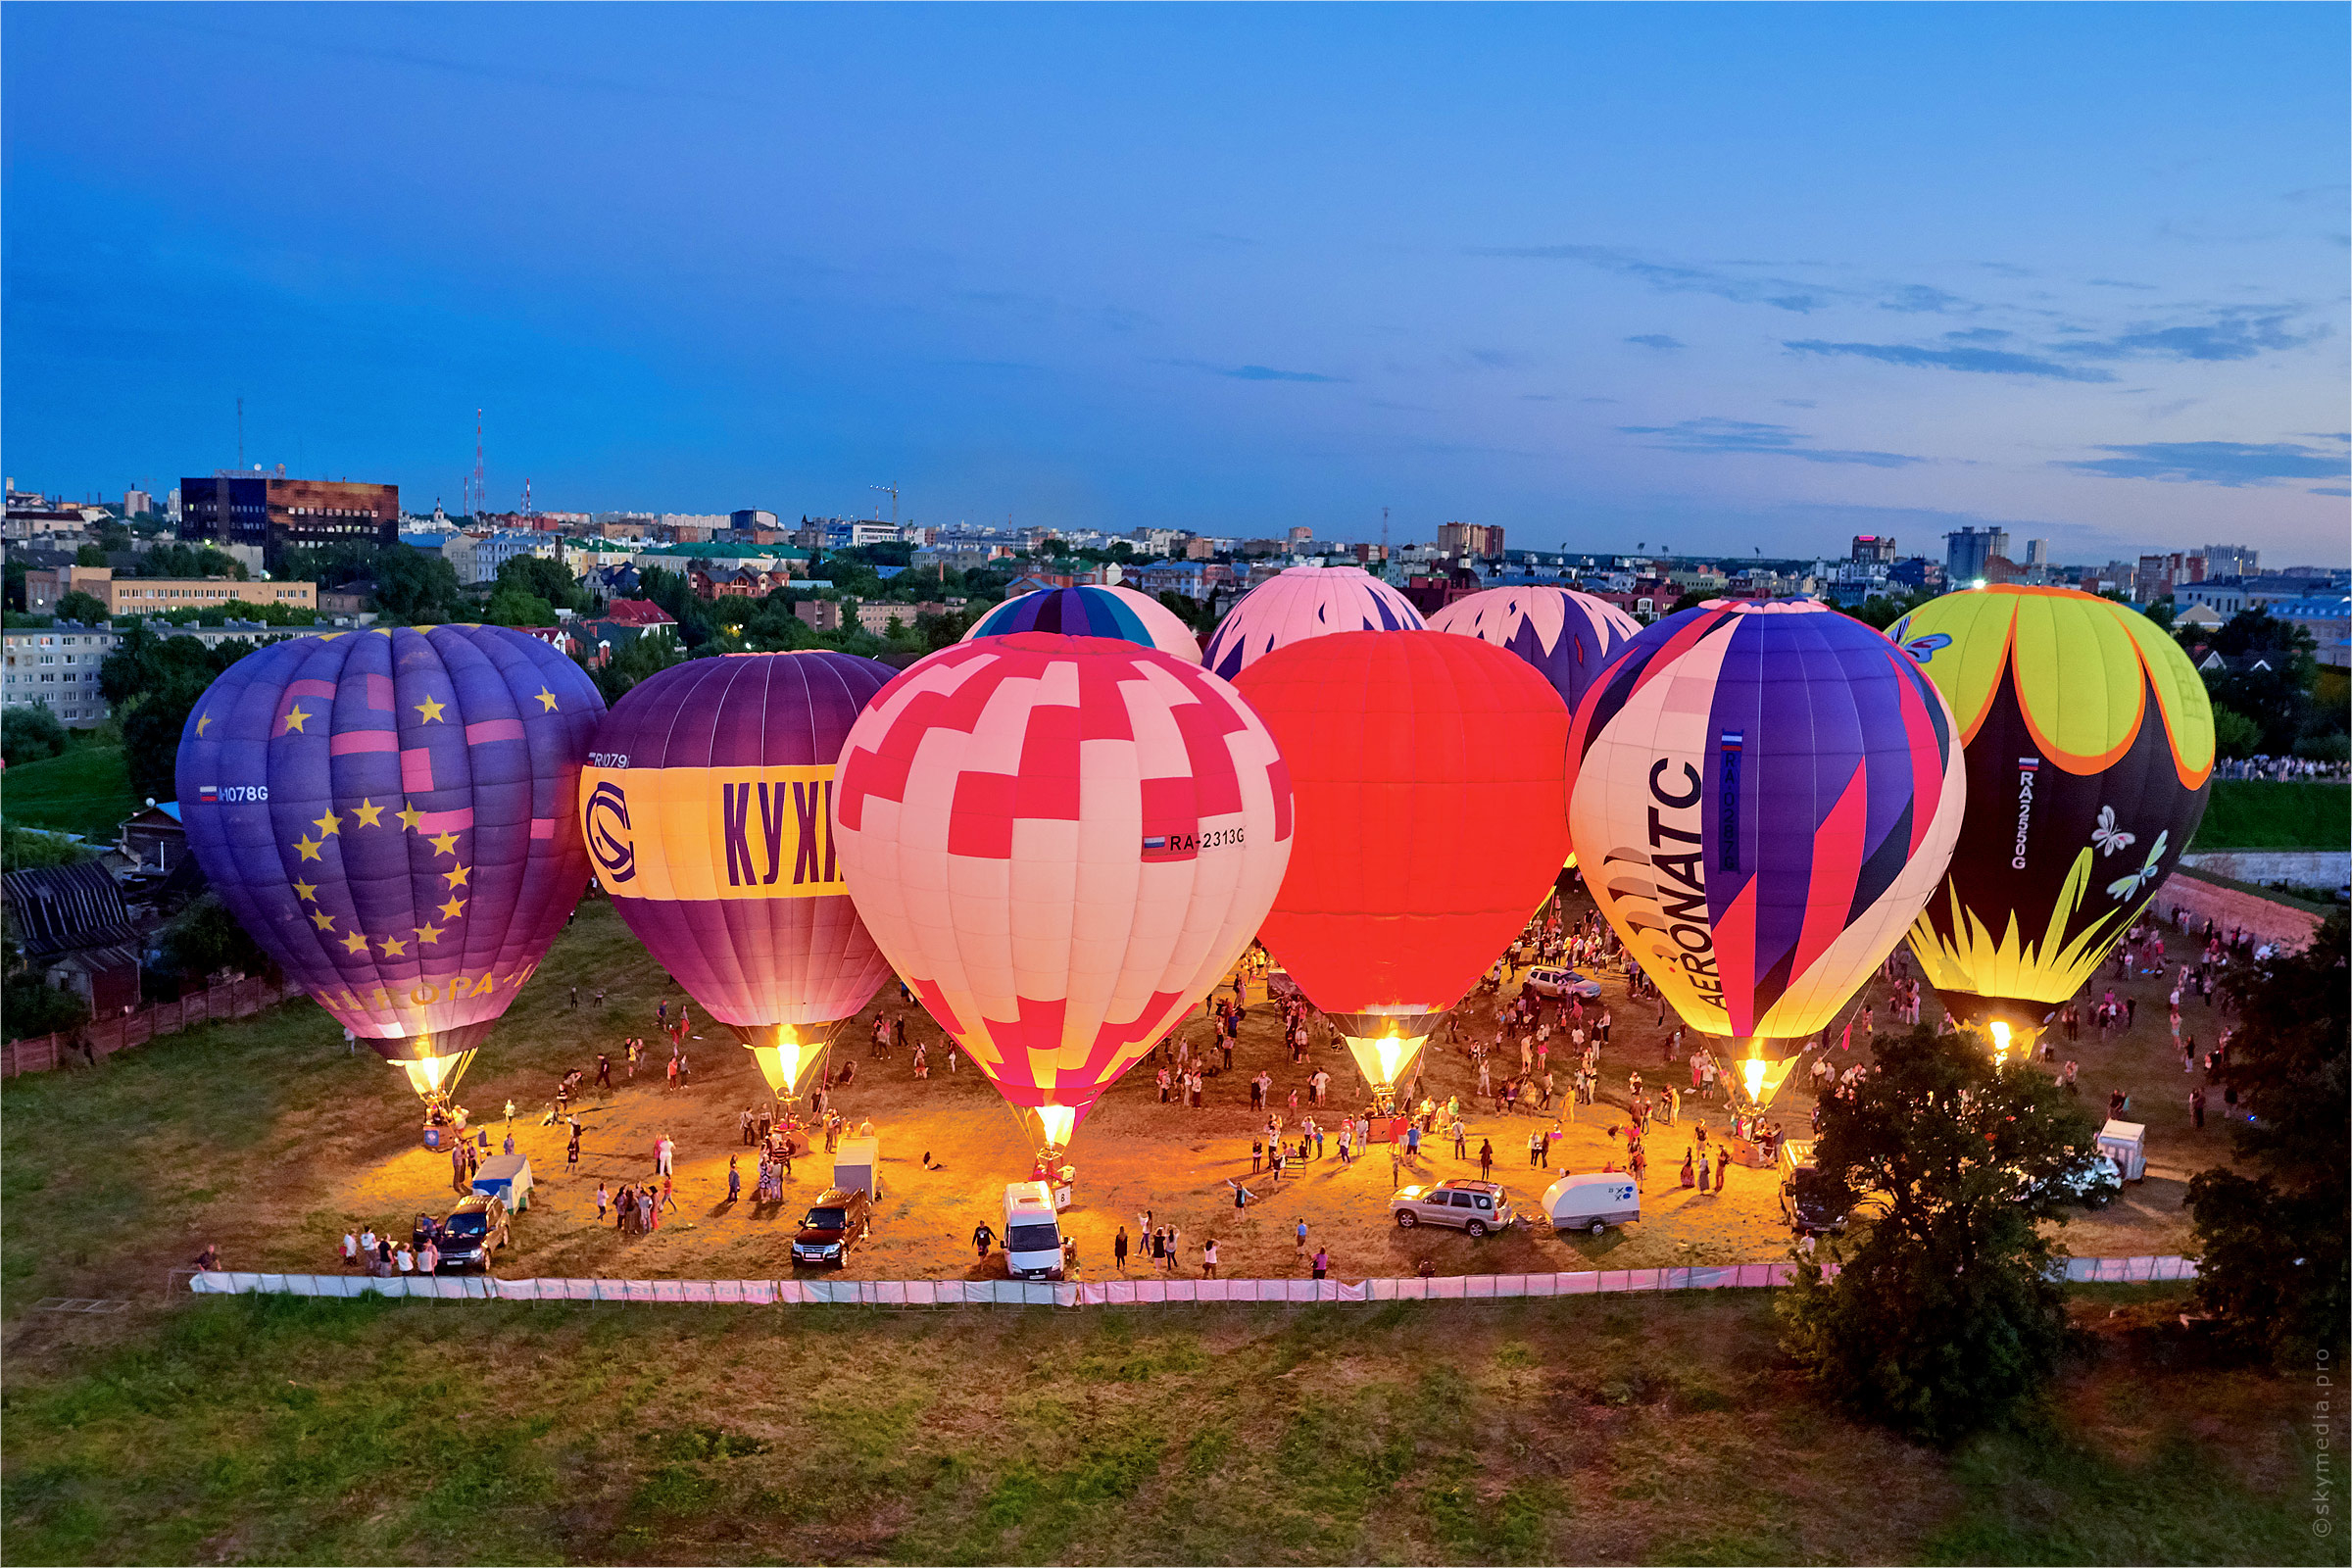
[[2025, 539, 2049, 567], [1437, 521, 1504, 560], [178, 472, 399, 564], [123, 488, 154, 518], [2201, 543, 2260, 577], [1944, 525, 2010, 582], [1849, 534, 1897, 564]]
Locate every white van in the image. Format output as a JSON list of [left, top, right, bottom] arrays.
[[1002, 1181, 1064, 1280], [1541, 1172, 1641, 1236]]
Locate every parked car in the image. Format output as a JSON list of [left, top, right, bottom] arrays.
[[1521, 966, 1602, 1001], [791, 1187, 874, 1268], [1779, 1169, 1853, 1236], [1391, 1179, 1517, 1237], [430, 1195, 511, 1271], [2014, 1153, 2122, 1209]]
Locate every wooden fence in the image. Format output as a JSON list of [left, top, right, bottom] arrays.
[[2, 975, 302, 1078]]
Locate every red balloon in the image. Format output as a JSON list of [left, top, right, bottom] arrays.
[[1234, 631, 1571, 1098]]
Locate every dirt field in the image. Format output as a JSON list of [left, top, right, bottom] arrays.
[[298, 885, 2223, 1286]]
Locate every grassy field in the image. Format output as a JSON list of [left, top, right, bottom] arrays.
[[2190, 780, 2350, 852], [0, 1285, 2333, 1565], [0, 737, 136, 841]]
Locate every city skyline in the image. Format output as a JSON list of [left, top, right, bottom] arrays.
[[4, 5, 2347, 563]]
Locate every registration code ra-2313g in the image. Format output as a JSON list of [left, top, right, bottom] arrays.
[[1142, 826, 1245, 858]]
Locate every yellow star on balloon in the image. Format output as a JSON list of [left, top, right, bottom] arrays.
[[396, 801, 423, 832], [340, 930, 369, 954], [415, 694, 447, 723], [294, 835, 324, 861], [439, 896, 466, 920], [282, 705, 312, 734], [379, 935, 407, 957], [291, 879, 318, 902], [428, 830, 461, 857], [309, 909, 335, 930], [444, 864, 471, 888], [313, 809, 341, 838], [414, 924, 444, 946], [351, 799, 385, 829], [195, 711, 212, 737], [535, 687, 560, 711]]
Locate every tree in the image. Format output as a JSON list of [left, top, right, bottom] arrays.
[[495, 555, 585, 612], [101, 627, 264, 801], [484, 589, 558, 628], [372, 544, 463, 624], [2211, 706, 2264, 759], [2180, 609, 2322, 756], [1666, 590, 1711, 616], [56, 590, 108, 625], [135, 543, 248, 581], [156, 893, 266, 982], [2, 706, 69, 765], [2185, 914, 2349, 1364], [583, 630, 685, 707], [1, 975, 87, 1042], [74, 543, 109, 567], [1, 823, 94, 871], [1778, 1026, 2102, 1445]]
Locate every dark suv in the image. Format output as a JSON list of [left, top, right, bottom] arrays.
[[1778, 1169, 1852, 1237], [791, 1188, 873, 1268], [430, 1195, 511, 1271]]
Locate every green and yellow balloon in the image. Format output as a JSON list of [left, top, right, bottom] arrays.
[[1888, 587, 2213, 1053]]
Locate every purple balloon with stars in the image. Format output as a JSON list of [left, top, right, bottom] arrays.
[[1425, 586, 1644, 719], [175, 625, 604, 1096]]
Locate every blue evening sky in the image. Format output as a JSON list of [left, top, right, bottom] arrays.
[[5, 4, 2346, 563]]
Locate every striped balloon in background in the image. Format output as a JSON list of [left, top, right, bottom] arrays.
[[175, 625, 604, 1108], [1201, 564, 1423, 681], [1566, 600, 1966, 1103], [962, 584, 1200, 662], [832, 632, 1293, 1160], [1428, 585, 1642, 866], [578, 651, 900, 1102]]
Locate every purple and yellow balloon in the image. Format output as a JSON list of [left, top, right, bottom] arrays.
[[176, 625, 605, 1110], [578, 652, 899, 1104]]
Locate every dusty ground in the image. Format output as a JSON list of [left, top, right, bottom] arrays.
[[306, 885, 2221, 1285]]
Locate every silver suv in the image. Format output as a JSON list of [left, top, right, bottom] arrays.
[[1390, 1179, 1515, 1237]]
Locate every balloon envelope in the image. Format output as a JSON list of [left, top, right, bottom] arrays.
[[1567, 600, 1964, 1081], [964, 585, 1200, 662], [1889, 587, 2214, 1031], [1201, 565, 1423, 681], [1426, 586, 1642, 715], [832, 632, 1293, 1153], [579, 651, 899, 1098], [1235, 630, 1572, 1095], [175, 625, 604, 1101]]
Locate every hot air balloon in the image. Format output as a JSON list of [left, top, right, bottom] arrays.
[[1888, 586, 2213, 1059], [1201, 564, 1423, 681], [1567, 600, 1965, 1104], [1428, 585, 1642, 869], [1234, 630, 1572, 1107], [963, 584, 1200, 662], [578, 651, 898, 1105], [175, 625, 604, 1113], [832, 632, 1292, 1160]]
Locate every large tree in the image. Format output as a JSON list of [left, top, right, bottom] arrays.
[[1778, 1026, 2103, 1446], [2185, 914, 2349, 1363], [100, 626, 264, 801]]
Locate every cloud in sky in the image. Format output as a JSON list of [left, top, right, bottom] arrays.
[[1471, 244, 1837, 313], [2055, 310, 2327, 363], [1618, 416, 1924, 468], [1624, 333, 1684, 350], [1783, 337, 2117, 382], [2061, 438, 2351, 487], [1194, 362, 1345, 383]]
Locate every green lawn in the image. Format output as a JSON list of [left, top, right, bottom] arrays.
[[0, 1287, 2331, 1565], [2191, 780, 2350, 852], [0, 739, 136, 841]]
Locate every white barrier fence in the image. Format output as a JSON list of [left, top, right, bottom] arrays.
[[185, 1254, 2194, 1307]]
